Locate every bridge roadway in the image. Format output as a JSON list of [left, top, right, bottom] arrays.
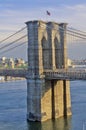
[[0, 68, 28, 78], [44, 68, 86, 80], [0, 68, 86, 80]]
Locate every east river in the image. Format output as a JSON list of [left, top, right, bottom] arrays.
[[0, 80, 86, 130]]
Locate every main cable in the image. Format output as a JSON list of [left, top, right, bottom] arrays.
[[0, 35, 27, 50], [0, 41, 27, 55], [0, 26, 26, 44]]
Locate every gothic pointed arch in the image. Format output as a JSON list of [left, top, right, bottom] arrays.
[[54, 37, 62, 68], [41, 36, 51, 69]]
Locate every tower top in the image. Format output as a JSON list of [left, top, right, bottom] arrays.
[[25, 20, 67, 26]]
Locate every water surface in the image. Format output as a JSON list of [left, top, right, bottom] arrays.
[[0, 80, 86, 130]]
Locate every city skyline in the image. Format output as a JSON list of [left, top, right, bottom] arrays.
[[0, 0, 86, 60]]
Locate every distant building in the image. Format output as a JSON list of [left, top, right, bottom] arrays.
[[15, 58, 25, 67], [67, 59, 72, 68], [0, 57, 27, 68]]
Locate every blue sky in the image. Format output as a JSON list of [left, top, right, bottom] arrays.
[[0, 0, 86, 59], [0, 0, 86, 35]]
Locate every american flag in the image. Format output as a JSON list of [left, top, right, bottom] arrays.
[[46, 10, 51, 16]]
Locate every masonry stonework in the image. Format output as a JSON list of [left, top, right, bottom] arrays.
[[26, 20, 72, 121]]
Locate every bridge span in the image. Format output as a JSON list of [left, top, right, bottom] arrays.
[[44, 69, 86, 80], [0, 68, 28, 78], [0, 68, 86, 80]]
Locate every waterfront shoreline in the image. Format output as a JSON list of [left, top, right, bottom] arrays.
[[0, 76, 25, 83]]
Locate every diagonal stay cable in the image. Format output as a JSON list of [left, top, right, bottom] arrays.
[[0, 35, 27, 50], [0, 41, 28, 55], [0, 26, 26, 44], [67, 28, 86, 37], [68, 27, 86, 35]]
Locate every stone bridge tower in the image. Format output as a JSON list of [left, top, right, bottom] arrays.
[[26, 20, 71, 122]]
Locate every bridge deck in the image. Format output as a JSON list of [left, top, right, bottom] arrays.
[[44, 69, 86, 80], [0, 68, 86, 80], [0, 69, 28, 78]]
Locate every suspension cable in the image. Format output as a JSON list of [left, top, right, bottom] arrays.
[[0, 41, 27, 55], [0, 26, 26, 44], [0, 35, 27, 50]]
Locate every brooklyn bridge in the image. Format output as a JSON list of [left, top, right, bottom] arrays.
[[0, 20, 86, 122]]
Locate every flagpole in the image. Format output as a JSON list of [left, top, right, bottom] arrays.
[[46, 13, 48, 22], [46, 10, 51, 22]]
